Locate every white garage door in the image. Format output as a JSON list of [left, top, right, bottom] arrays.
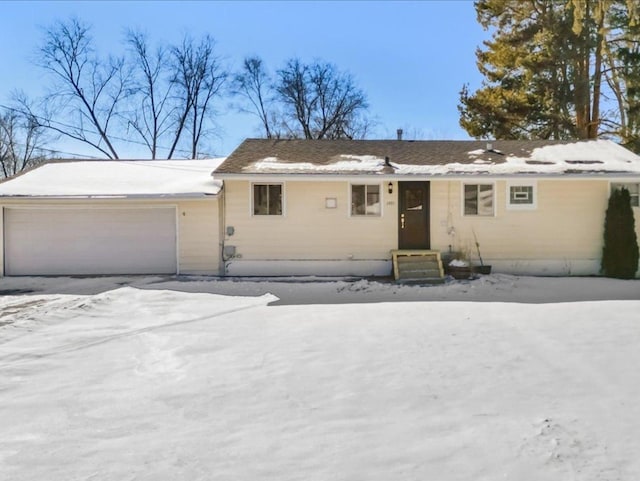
[[4, 207, 177, 276]]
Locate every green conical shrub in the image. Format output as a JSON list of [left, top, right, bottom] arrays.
[[602, 187, 639, 279]]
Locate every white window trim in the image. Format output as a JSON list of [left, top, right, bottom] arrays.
[[461, 182, 496, 217], [506, 180, 537, 210], [609, 181, 640, 208], [349, 182, 383, 217], [250, 182, 285, 217]]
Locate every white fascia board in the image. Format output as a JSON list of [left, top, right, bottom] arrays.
[[214, 172, 640, 182], [0, 193, 219, 201]]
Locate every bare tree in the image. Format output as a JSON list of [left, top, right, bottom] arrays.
[[168, 34, 227, 159], [124, 30, 175, 159], [276, 58, 313, 138], [0, 103, 48, 178], [233, 56, 279, 138], [341, 114, 375, 140], [36, 17, 127, 159], [275, 58, 369, 139], [32, 19, 228, 159]]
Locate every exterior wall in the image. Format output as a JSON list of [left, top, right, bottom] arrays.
[[430, 179, 640, 276], [7, 179, 637, 278], [224, 177, 640, 277], [176, 199, 221, 275], [0, 197, 220, 276], [222, 180, 398, 276]]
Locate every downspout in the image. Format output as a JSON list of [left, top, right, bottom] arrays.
[[218, 182, 227, 276]]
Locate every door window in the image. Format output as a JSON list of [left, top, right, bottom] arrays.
[[405, 188, 423, 211]]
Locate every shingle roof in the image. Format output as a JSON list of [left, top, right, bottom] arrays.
[[214, 138, 640, 176]]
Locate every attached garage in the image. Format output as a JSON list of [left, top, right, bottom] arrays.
[[0, 159, 223, 277], [4, 207, 177, 275]]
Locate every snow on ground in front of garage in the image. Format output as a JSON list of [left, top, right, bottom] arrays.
[[1, 275, 640, 480]]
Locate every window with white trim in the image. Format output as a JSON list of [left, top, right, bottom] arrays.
[[611, 183, 639, 207], [464, 183, 494, 216], [253, 183, 282, 215], [507, 181, 537, 210], [351, 184, 381, 216]]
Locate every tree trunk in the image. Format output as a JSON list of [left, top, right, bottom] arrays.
[[589, 3, 605, 139]]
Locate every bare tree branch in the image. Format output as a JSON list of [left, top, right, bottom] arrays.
[[275, 58, 369, 139], [35, 17, 127, 158], [233, 56, 279, 138], [124, 30, 177, 158], [276, 59, 315, 138], [168, 34, 227, 159], [0, 100, 49, 178]]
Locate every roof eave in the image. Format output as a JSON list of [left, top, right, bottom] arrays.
[[0, 192, 220, 201], [213, 171, 640, 181]]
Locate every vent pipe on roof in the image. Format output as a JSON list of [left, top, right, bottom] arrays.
[[486, 141, 493, 151], [397, 129, 403, 141], [385, 156, 392, 167]]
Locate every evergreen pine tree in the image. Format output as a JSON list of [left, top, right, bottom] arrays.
[[602, 187, 639, 278], [460, 0, 640, 145]]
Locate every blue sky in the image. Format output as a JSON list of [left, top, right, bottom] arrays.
[[2, 1, 487, 157]]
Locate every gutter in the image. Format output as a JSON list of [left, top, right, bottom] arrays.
[[0, 192, 220, 201], [212, 172, 640, 182]]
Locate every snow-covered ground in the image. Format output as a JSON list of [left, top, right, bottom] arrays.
[[1, 274, 639, 480]]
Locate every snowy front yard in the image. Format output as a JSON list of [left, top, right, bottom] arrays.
[[1, 275, 639, 480]]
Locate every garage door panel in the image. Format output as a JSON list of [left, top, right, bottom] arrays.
[[4, 207, 177, 275]]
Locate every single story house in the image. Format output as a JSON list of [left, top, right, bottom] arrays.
[[1, 139, 639, 278], [213, 138, 640, 278], [0, 159, 223, 276]]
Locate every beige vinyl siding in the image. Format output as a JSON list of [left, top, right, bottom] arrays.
[[224, 177, 640, 276], [223, 180, 397, 261], [431, 179, 612, 262], [176, 200, 221, 274], [0, 198, 220, 276]]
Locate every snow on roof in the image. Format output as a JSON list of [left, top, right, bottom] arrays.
[[400, 140, 640, 175], [252, 155, 386, 173], [241, 140, 640, 176], [0, 158, 225, 198]]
